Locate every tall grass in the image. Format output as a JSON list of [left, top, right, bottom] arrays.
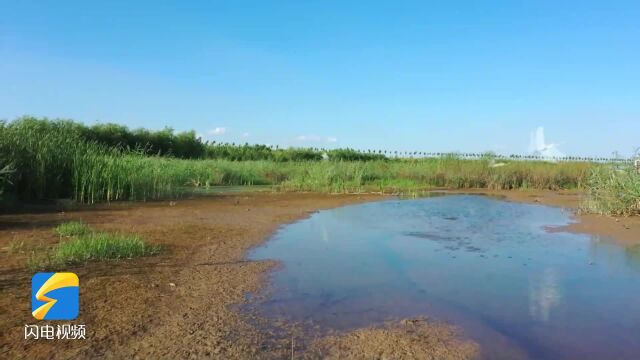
[[583, 165, 640, 216], [72, 154, 280, 203], [277, 158, 592, 193], [69, 157, 593, 202], [0, 118, 84, 200], [4, 116, 628, 213]]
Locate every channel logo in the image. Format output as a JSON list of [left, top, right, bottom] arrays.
[[32, 272, 79, 320]]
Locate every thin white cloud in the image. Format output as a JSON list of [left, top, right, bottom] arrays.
[[295, 135, 338, 143], [242, 132, 250, 138], [208, 127, 227, 135]]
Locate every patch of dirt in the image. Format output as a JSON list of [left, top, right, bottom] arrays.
[[307, 318, 478, 360]]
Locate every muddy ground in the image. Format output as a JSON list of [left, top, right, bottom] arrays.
[[0, 191, 637, 359]]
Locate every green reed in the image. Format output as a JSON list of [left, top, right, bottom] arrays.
[[583, 164, 640, 216], [7, 116, 636, 215]]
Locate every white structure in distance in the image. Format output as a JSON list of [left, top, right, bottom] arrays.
[[528, 127, 564, 160]]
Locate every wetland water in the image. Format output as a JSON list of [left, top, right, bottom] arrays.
[[248, 195, 640, 359]]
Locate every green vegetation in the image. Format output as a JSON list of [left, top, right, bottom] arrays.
[[53, 232, 159, 265], [205, 145, 386, 161], [1, 116, 638, 216], [85, 122, 204, 158], [54, 221, 91, 237], [29, 221, 159, 270], [0, 116, 204, 159], [583, 165, 640, 216], [69, 157, 592, 202], [0, 163, 12, 196], [1, 117, 92, 200], [277, 158, 592, 193], [0, 116, 384, 166], [0, 117, 385, 201]]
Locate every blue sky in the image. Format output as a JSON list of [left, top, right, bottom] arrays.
[[1, 1, 639, 157]]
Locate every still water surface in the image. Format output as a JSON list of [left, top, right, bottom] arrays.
[[248, 195, 640, 359]]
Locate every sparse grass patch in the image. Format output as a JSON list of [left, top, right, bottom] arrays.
[[27, 252, 55, 272], [7, 239, 25, 254], [29, 222, 160, 270], [54, 232, 160, 265], [54, 221, 91, 237]]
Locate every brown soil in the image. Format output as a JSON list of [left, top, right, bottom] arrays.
[[1, 190, 637, 359], [307, 318, 478, 360]]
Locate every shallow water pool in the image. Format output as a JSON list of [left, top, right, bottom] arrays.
[[248, 195, 640, 359]]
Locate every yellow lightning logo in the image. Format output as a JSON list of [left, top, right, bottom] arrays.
[[32, 273, 79, 320]]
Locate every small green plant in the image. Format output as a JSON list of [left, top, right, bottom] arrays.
[[53, 232, 160, 265], [55, 221, 91, 237], [27, 251, 54, 272], [30, 223, 160, 269]]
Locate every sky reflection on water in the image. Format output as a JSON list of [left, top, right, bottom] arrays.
[[249, 195, 640, 360]]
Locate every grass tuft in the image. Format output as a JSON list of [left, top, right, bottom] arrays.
[[29, 222, 160, 270], [54, 221, 91, 237], [54, 232, 160, 264], [7, 239, 25, 254]]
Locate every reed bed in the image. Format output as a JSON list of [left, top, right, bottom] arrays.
[[72, 155, 268, 203], [0, 118, 83, 200], [583, 165, 640, 216], [71, 157, 593, 202], [0, 118, 595, 203], [284, 158, 592, 192], [2, 117, 636, 216]]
